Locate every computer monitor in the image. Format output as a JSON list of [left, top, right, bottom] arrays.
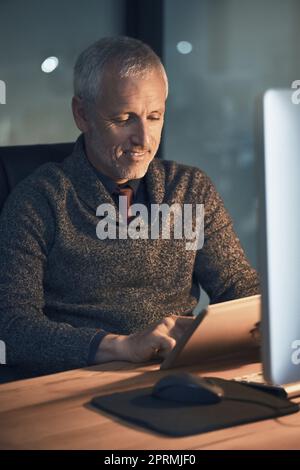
[[257, 88, 300, 385]]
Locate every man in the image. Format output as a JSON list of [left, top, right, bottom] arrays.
[[0, 37, 259, 377]]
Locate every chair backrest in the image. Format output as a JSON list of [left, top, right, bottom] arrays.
[[0, 142, 74, 211]]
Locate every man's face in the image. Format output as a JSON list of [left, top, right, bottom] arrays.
[[75, 67, 167, 184]]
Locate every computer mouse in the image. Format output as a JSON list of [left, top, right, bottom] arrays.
[[151, 373, 224, 405]]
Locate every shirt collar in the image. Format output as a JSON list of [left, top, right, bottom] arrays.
[[94, 168, 141, 197]]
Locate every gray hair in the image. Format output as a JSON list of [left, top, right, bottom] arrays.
[[73, 36, 168, 105]]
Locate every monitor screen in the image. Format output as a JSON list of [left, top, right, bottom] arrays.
[[257, 88, 300, 384]]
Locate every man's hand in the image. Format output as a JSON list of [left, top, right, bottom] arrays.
[[94, 315, 193, 364]]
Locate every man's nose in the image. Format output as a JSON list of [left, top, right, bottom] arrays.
[[130, 120, 150, 149]]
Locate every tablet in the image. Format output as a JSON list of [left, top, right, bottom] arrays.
[[160, 294, 261, 369]]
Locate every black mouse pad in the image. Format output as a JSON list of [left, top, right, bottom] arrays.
[[90, 377, 299, 437]]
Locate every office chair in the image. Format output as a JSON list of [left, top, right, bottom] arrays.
[[0, 141, 74, 383], [0, 141, 74, 212]]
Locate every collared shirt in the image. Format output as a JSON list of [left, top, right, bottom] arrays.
[[94, 167, 141, 201]]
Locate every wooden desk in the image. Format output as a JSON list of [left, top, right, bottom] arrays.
[[0, 359, 299, 450]]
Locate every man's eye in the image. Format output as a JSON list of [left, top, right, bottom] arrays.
[[115, 118, 130, 124], [114, 115, 161, 124], [148, 116, 161, 121]]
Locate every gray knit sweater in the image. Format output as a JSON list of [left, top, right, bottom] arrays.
[[0, 136, 260, 375]]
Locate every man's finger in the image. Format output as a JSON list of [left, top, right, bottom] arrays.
[[153, 335, 177, 359]]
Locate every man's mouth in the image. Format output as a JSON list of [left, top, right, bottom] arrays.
[[124, 150, 149, 159]]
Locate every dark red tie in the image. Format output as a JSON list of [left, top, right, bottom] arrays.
[[114, 185, 134, 224]]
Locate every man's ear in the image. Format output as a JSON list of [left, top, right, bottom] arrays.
[[72, 96, 90, 132]]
